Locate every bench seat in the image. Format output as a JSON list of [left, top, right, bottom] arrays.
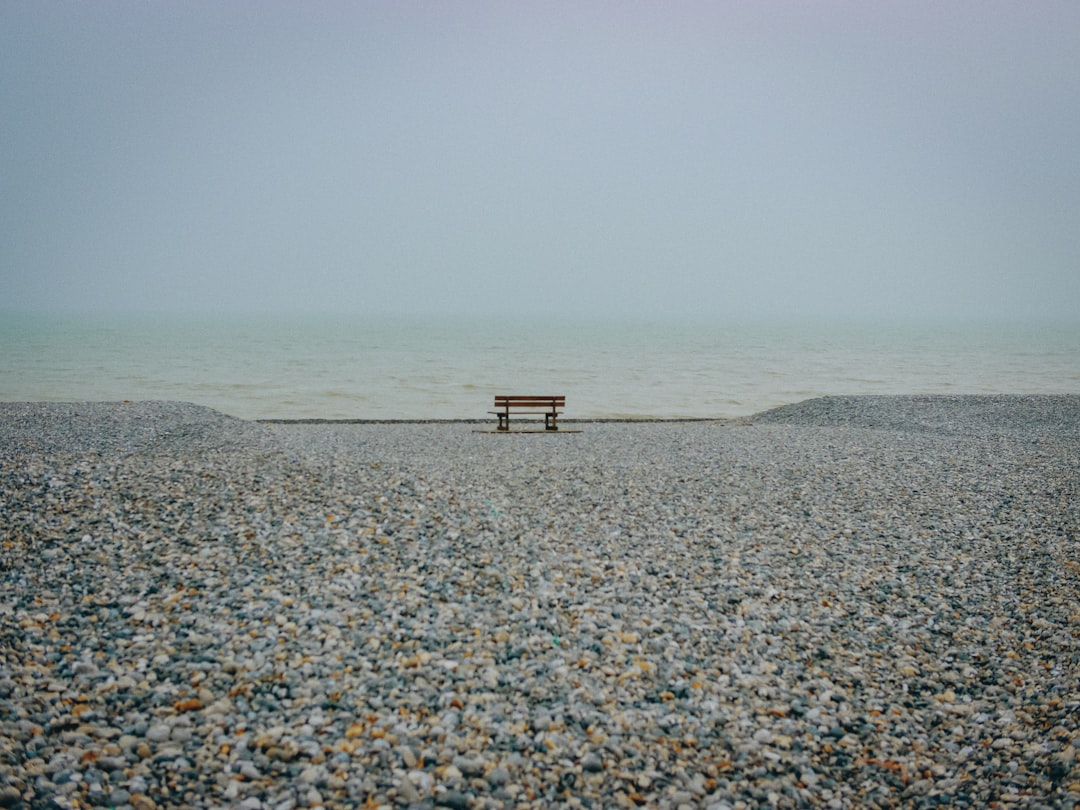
[[489, 395, 565, 431]]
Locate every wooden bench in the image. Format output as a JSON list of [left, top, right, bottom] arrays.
[[489, 395, 565, 432]]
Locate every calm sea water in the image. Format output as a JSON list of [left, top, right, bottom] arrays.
[[2, 312, 1078, 420]]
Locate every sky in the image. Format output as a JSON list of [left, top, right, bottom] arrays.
[[2, 1, 1079, 322]]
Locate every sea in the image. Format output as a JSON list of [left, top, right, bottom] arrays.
[[2, 311, 1078, 421]]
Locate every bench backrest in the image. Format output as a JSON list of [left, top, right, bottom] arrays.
[[494, 395, 565, 410]]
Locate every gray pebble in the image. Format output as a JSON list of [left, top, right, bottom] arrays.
[[144, 724, 171, 743], [581, 753, 604, 773], [435, 790, 470, 810]]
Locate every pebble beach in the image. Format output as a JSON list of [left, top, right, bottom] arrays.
[[1, 396, 1078, 810]]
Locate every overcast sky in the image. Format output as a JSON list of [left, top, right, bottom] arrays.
[[2, 2, 1078, 321]]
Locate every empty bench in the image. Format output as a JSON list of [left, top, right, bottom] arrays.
[[489, 395, 565, 431]]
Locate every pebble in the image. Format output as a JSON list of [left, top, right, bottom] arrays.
[[145, 724, 172, 743], [1, 397, 1078, 809]]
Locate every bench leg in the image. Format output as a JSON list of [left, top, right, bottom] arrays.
[[497, 413, 508, 431], [546, 413, 558, 431]]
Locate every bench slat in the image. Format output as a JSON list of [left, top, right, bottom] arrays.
[[494, 397, 564, 406], [488, 410, 562, 415]]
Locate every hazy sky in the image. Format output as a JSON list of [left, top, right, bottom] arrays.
[[3, 2, 1079, 321]]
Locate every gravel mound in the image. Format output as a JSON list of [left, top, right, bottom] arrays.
[[1, 397, 1078, 809], [0, 401, 268, 457], [750, 394, 1080, 438]]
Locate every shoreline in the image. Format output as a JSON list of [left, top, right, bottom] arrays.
[[255, 417, 741, 425], [2, 395, 1078, 808], [7, 392, 1079, 428]]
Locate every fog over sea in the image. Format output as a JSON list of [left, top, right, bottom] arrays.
[[2, 312, 1078, 421]]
